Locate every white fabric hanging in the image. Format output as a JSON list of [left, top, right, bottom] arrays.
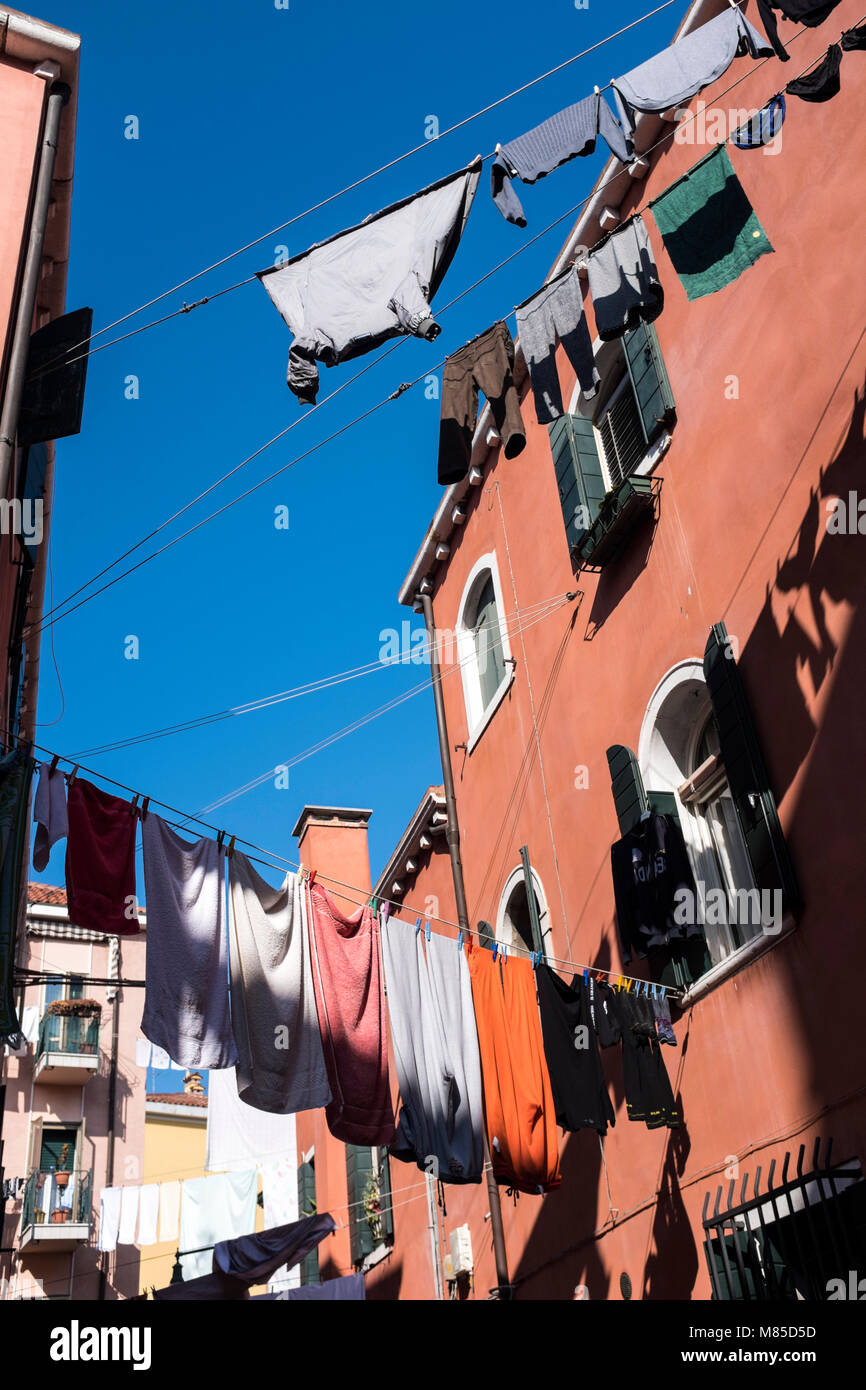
[[118, 1186, 140, 1245], [261, 1156, 300, 1294], [179, 1169, 258, 1281], [137, 1184, 160, 1246], [205, 1066, 297, 1174], [98, 1187, 122, 1252], [158, 1180, 181, 1243]]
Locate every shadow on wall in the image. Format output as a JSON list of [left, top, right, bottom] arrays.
[[514, 340, 866, 1299]]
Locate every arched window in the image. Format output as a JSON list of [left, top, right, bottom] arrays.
[[639, 662, 762, 971], [495, 864, 551, 957], [456, 554, 513, 746]]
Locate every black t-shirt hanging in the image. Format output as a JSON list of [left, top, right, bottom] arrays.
[[535, 965, 615, 1135], [610, 811, 699, 963], [612, 988, 679, 1130]]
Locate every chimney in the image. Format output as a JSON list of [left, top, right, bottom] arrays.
[[292, 805, 373, 911], [184, 1071, 205, 1095]]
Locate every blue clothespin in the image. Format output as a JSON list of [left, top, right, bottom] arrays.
[[583, 968, 589, 985], [659, 984, 666, 1000], [425, 919, 431, 942], [530, 951, 540, 970], [414, 917, 423, 937], [457, 931, 465, 952], [492, 942, 498, 962]]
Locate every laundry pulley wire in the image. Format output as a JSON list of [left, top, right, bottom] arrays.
[[31, 24, 821, 644], [29, 0, 682, 384]]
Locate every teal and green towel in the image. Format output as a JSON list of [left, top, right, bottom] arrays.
[[650, 144, 773, 301]]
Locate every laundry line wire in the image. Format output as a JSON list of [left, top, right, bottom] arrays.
[[30, 23, 816, 643], [190, 597, 575, 818], [28, 0, 682, 384], [12, 1187, 435, 1296], [68, 590, 572, 759]]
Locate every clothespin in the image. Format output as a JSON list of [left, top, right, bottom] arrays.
[[217, 831, 226, 848], [49, 754, 59, 773], [583, 968, 589, 985], [457, 931, 465, 952], [530, 951, 540, 970], [129, 793, 140, 817], [140, 797, 150, 822], [659, 984, 666, 1000], [381, 901, 390, 923], [414, 917, 423, 937], [67, 765, 79, 786], [500, 944, 508, 963], [309, 869, 317, 886], [227, 835, 236, 859], [369, 894, 379, 914], [297, 863, 307, 884], [616, 975, 623, 991], [492, 942, 498, 962], [424, 919, 431, 942]]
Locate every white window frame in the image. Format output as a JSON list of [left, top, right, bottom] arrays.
[[456, 552, 514, 752], [638, 661, 795, 1001], [495, 864, 552, 958]]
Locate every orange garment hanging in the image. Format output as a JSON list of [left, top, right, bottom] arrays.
[[467, 944, 561, 1194]]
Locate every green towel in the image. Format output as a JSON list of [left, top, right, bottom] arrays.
[[650, 144, 773, 301]]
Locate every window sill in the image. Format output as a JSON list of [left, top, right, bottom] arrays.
[[466, 667, 515, 754], [679, 913, 797, 1008], [634, 429, 672, 477], [360, 1241, 393, 1274]]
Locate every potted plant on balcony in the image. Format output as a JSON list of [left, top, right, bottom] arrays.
[[46, 997, 101, 1018], [54, 1144, 71, 1191], [362, 1173, 383, 1245]]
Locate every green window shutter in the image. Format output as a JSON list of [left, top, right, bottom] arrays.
[[345, 1144, 376, 1265], [606, 744, 648, 836], [548, 414, 606, 554], [297, 1161, 319, 1284], [703, 622, 801, 913], [623, 321, 675, 447], [377, 1147, 394, 1244]]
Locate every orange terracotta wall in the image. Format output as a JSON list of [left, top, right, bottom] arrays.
[[372, 0, 866, 1300]]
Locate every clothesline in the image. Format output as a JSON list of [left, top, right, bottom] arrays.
[[67, 591, 572, 759], [30, 20, 819, 642], [19, 729, 684, 999], [29, 0, 683, 384]]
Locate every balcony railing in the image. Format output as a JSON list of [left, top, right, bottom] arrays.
[[573, 474, 662, 571], [21, 1168, 92, 1239], [37, 1012, 100, 1058]]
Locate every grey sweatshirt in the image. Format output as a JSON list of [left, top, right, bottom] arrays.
[[492, 92, 632, 227], [141, 814, 237, 1070], [382, 921, 485, 1184], [258, 159, 481, 403], [228, 852, 331, 1114], [612, 6, 773, 131]]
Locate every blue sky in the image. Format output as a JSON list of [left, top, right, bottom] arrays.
[[31, 0, 683, 903]]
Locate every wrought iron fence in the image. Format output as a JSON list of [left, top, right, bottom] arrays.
[[702, 1137, 866, 1300], [37, 1011, 100, 1058], [21, 1168, 92, 1231]]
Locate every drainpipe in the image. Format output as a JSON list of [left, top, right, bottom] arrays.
[[0, 80, 71, 502], [418, 590, 512, 1300], [98, 938, 121, 1300]]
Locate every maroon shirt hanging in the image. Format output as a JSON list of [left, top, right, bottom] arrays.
[[307, 881, 395, 1147], [65, 778, 139, 935]]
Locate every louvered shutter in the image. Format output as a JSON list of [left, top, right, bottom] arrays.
[[703, 623, 801, 913], [606, 745, 648, 835], [623, 321, 675, 446], [548, 414, 607, 553], [345, 1144, 376, 1265], [297, 1161, 319, 1284]]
